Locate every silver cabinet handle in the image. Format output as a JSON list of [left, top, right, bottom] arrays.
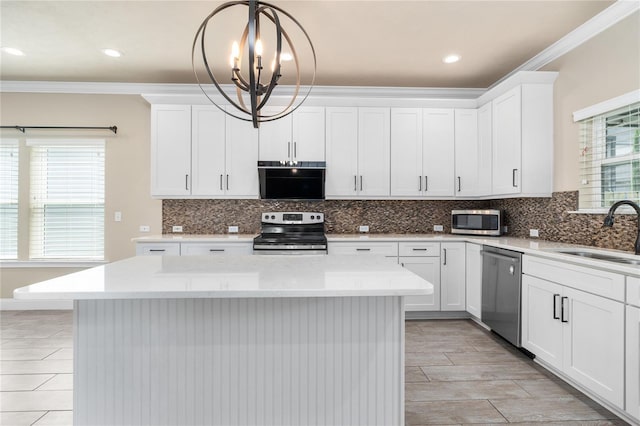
[[185, 174, 189, 190], [356, 248, 371, 252], [288, 142, 291, 158], [354, 175, 357, 191], [209, 249, 225, 252], [360, 175, 363, 191], [512, 169, 518, 188], [561, 297, 569, 323], [226, 174, 229, 190], [220, 174, 223, 191], [412, 248, 428, 251], [419, 176, 422, 191], [553, 294, 560, 320], [149, 249, 165, 252], [443, 248, 447, 265], [425, 176, 428, 192], [294, 142, 297, 158], [457, 176, 461, 192]]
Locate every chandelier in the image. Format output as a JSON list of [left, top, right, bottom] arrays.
[[192, 0, 316, 128]]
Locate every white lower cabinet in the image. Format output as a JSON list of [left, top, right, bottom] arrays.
[[327, 241, 398, 258], [627, 304, 640, 422], [136, 243, 181, 256], [180, 242, 252, 255], [465, 243, 482, 319], [522, 274, 625, 409], [399, 242, 441, 311], [440, 242, 466, 311]]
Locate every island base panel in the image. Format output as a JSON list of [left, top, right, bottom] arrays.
[[73, 296, 404, 425]]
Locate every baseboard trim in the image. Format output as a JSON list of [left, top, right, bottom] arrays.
[[405, 311, 470, 320], [0, 298, 73, 310]]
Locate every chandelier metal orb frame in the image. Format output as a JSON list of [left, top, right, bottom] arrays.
[[192, 0, 316, 128]]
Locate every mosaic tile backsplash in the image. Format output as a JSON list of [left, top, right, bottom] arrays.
[[163, 191, 638, 253]]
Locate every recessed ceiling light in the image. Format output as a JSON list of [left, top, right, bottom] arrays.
[[102, 48, 123, 58], [443, 54, 461, 64], [280, 52, 293, 62], [2, 47, 25, 56]]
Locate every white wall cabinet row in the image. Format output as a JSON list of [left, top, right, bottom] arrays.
[[150, 78, 555, 199]]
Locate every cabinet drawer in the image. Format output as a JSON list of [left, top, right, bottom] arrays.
[[628, 276, 640, 308], [136, 243, 181, 256], [398, 242, 440, 257], [328, 242, 398, 257], [181, 242, 252, 256], [523, 255, 625, 302]]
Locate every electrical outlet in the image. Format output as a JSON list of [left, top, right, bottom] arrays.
[[433, 225, 444, 232], [172, 225, 183, 233], [114, 211, 122, 222], [529, 229, 539, 238], [359, 225, 369, 233], [139, 225, 150, 232], [228, 226, 239, 233]]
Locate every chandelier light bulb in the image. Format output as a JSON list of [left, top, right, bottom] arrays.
[[255, 39, 263, 57], [443, 54, 461, 64], [231, 41, 240, 59]]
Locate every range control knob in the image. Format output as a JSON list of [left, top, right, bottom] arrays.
[[310, 215, 315, 220], [264, 215, 269, 220], [271, 215, 275, 219]]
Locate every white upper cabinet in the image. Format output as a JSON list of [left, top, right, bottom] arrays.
[[489, 82, 554, 197], [491, 87, 522, 195], [151, 105, 192, 197], [259, 106, 325, 162], [151, 105, 259, 198], [423, 109, 455, 197], [391, 108, 455, 198], [454, 109, 479, 197], [391, 108, 423, 197], [326, 107, 390, 198]]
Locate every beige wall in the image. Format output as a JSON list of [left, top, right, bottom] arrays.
[[542, 11, 640, 192], [0, 93, 162, 298]]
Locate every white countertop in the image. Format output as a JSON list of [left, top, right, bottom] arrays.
[[133, 234, 256, 243], [13, 255, 433, 300]]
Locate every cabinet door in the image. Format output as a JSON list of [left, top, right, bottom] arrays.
[[150, 105, 192, 196], [136, 243, 181, 256], [390, 108, 423, 197], [521, 275, 564, 370], [627, 305, 640, 421], [440, 242, 465, 311], [465, 243, 482, 319], [225, 115, 259, 197], [454, 109, 478, 197], [492, 87, 522, 195], [258, 106, 293, 161], [423, 109, 455, 197], [328, 242, 398, 257], [562, 286, 624, 409], [292, 107, 325, 161], [192, 106, 226, 196], [325, 107, 358, 197], [476, 103, 493, 196], [358, 108, 391, 197], [400, 257, 441, 311]]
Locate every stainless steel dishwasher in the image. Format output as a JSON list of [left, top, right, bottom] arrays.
[[481, 245, 523, 347]]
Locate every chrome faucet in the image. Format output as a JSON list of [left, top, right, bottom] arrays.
[[603, 200, 640, 255]]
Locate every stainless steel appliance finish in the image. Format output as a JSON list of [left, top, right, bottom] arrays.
[[451, 209, 503, 236], [481, 245, 523, 347], [258, 161, 326, 200], [253, 212, 327, 255]]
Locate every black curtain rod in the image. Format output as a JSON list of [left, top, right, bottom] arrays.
[[1, 125, 117, 134]]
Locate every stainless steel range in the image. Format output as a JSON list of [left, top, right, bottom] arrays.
[[252, 212, 327, 255]]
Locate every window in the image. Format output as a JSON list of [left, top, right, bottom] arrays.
[[0, 140, 19, 259], [578, 101, 640, 210], [28, 140, 105, 260]]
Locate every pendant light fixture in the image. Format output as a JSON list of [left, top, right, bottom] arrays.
[[192, 0, 316, 128]]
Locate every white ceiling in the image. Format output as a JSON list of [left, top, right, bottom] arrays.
[[0, 1, 615, 89]]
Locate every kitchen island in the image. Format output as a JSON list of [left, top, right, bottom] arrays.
[[14, 254, 432, 426]]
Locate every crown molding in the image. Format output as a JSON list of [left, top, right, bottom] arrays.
[[491, 0, 639, 88], [573, 89, 640, 122]]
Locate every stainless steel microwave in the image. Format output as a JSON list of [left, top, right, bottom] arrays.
[[258, 161, 326, 201], [451, 209, 503, 236]]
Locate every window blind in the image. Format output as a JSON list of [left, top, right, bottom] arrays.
[[578, 102, 640, 210], [0, 140, 19, 259], [28, 140, 105, 260]]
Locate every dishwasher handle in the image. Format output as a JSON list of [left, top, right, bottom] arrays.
[[480, 250, 521, 263]]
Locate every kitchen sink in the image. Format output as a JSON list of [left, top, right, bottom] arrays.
[[553, 249, 640, 265]]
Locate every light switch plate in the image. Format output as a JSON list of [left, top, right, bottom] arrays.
[[228, 226, 239, 233], [172, 225, 183, 233], [433, 225, 444, 232], [529, 229, 539, 237], [114, 211, 122, 222], [139, 225, 150, 232], [359, 225, 369, 233]]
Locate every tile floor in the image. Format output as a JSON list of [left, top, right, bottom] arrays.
[[0, 311, 629, 425]]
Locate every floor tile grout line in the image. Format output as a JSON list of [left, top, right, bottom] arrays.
[[486, 398, 511, 423]]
